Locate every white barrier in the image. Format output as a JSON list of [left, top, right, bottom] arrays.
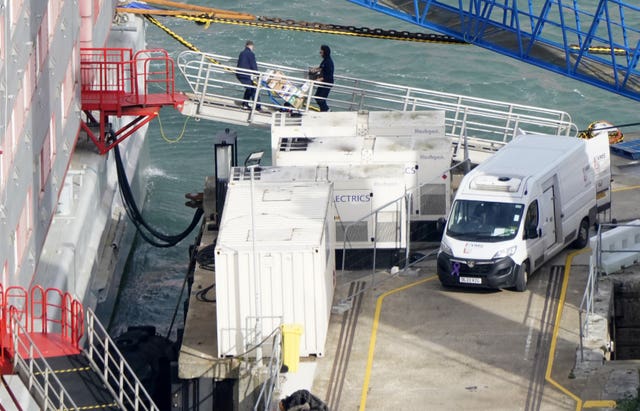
[[591, 219, 640, 275]]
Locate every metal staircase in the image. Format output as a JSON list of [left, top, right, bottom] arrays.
[[0, 285, 158, 410], [176, 50, 578, 165], [346, 0, 640, 102]]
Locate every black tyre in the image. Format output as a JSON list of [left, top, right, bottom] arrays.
[[572, 218, 590, 249], [515, 261, 528, 292]]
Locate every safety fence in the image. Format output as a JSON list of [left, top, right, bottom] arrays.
[[80, 48, 181, 108], [579, 221, 640, 349], [0, 285, 84, 410], [79, 47, 187, 154]]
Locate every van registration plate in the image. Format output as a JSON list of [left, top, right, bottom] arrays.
[[459, 276, 482, 284]]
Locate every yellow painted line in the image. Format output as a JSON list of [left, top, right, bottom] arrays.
[[545, 248, 616, 410], [612, 184, 640, 193], [358, 253, 618, 410], [34, 366, 91, 375], [76, 403, 118, 410], [359, 275, 437, 411], [583, 400, 618, 408]]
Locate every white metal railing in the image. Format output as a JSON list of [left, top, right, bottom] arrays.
[[8, 307, 80, 410], [176, 50, 577, 151], [579, 253, 600, 346], [85, 308, 159, 411], [337, 160, 469, 307], [579, 221, 640, 358], [253, 329, 283, 411]]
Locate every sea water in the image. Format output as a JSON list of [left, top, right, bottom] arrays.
[[109, 0, 640, 338]]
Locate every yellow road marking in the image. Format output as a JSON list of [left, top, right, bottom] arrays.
[[358, 250, 619, 410], [612, 184, 640, 193], [545, 248, 616, 410], [359, 275, 437, 411]]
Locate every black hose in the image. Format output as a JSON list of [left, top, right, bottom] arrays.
[[114, 144, 204, 248]]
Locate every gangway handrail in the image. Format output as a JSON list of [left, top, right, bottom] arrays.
[[253, 328, 282, 411], [85, 308, 159, 411], [176, 50, 578, 149], [8, 306, 80, 410]]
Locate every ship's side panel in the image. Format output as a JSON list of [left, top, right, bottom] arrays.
[[34, 11, 151, 315], [0, 1, 82, 287], [1, 0, 139, 310]]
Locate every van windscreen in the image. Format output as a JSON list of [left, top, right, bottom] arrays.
[[446, 200, 524, 242]]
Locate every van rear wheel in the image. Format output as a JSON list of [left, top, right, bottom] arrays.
[[515, 261, 528, 292], [572, 218, 590, 249]]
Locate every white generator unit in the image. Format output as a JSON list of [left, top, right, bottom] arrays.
[[214, 166, 335, 358], [270, 110, 451, 253]]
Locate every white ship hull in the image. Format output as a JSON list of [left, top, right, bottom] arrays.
[[0, 2, 147, 325]]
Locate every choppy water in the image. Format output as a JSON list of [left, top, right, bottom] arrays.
[[109, 0, 640, 338]]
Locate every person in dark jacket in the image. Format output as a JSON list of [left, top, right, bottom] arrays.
[[236, 40, 261, 110], [311, 45, 334, 112]]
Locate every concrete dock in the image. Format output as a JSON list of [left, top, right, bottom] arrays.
[[279, 151, 640, 410], [178, 147, 640, 410]]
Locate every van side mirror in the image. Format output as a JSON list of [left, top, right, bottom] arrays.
[[525, 226, 539, 239], [437, 217, 446, 232]]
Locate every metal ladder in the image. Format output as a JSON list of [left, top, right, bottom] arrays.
[[2, 285, 158, 410]]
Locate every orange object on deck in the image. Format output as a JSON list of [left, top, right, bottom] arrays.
[[80, 48, 187, 154]]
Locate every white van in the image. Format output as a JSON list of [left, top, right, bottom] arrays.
[[437, 133, 610, 291]]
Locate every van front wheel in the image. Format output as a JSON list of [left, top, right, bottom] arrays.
[[572, 218, 590, 249], [515, 261, 528, 292]]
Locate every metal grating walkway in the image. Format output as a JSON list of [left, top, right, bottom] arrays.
[[346, 0, 640, 102]]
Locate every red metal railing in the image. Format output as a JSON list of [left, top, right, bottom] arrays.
[[80, 48, 182, 111], [0, 285, 84, 369], [79, 47, 186, 154], [80, 47, 136, 111]]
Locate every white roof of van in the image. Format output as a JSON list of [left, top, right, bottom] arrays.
[[472, 134, 585, 177]]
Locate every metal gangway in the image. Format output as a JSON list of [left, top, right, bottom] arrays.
[[176, 50, 578, 165], [0, 285, 158, 410], [346, 0, 640, 103]]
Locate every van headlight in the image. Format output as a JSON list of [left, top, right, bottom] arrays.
[[493, 245, 517, 259], [439, 241, 453, 256]]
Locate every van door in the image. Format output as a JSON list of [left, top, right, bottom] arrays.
[[541, 186, 557, 249]]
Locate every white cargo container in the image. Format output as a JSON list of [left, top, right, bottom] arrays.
[[214, 166, 335, 358], [270, 110, 451, 257]]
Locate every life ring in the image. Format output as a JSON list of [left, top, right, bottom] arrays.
[[578, 120, 623, 144]]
